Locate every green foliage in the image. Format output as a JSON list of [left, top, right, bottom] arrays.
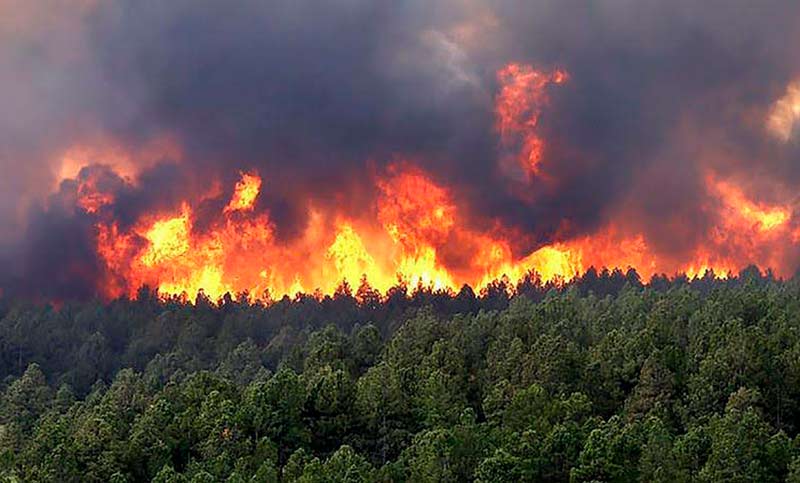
[[0, 270, 798, 480], [296, 445, 374, 482], [698, 389, 791, 482], [153, 465, 186, 483]]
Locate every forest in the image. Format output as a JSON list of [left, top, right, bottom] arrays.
[[1, 267, 800, 482]]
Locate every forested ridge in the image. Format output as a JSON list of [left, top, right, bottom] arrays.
[[1, 267, 800, 481]]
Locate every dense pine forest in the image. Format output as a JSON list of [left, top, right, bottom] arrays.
[[2, 268, 800, 481]]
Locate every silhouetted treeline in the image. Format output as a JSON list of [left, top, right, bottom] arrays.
[[0, 266, 797, 481]]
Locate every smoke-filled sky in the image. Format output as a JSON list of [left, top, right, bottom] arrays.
[[2, 0, 800, 300]]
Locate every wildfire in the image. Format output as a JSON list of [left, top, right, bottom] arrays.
[[62, 63, 800, 302], [376, 165, 457, 289], [710, 176, 790, 233], [140, 206, 192, 266], [495, 63, 567, 179], [224, 172, 262, 213], [326, 224, 379, 283], [88, 165, 795, 302], [93, 168, 584, 300], [76, 176, 115, 214]]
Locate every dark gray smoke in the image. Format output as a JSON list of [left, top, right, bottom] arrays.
[[2, 0, 799, 299]]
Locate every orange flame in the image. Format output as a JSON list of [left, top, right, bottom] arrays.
[[89, 164, 799, 302], [710, 176, 790, 233], [224, 172, 262, 213], [77, 63, 800, 302], [495, 63, 567, 179]]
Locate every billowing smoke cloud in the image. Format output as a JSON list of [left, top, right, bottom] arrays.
[[2, 0, 800, 299]]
